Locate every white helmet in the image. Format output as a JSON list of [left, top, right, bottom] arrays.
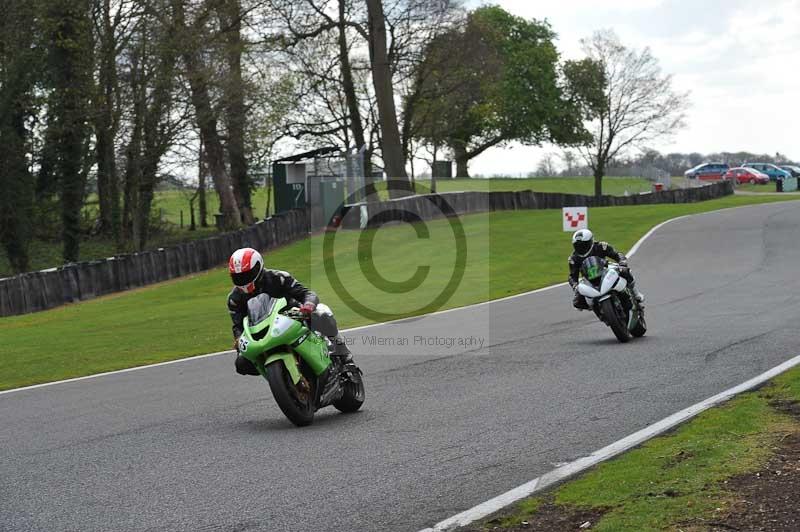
[[572, 229, 594, 257]]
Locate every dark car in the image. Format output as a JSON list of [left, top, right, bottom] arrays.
[[684, 162, 730, 180], [780, 165, 800, 178]]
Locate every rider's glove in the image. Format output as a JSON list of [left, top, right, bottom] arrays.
[[299, 302, 316, 316]]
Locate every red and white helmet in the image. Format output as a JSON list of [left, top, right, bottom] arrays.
[[228, 248, 264, 294]]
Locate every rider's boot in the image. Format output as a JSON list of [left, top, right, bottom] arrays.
[[629, 281, 645, 304], [573, 291, 590, 311], [235, 354, 259, 376], [329, 334, 354, 364]]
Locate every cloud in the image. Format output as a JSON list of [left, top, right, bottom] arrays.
[[465, 0, 800, 175]]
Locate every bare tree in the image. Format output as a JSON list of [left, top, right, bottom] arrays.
[[366, 0, 409, 195], [170, 0, 242, 230], [119, 4, 184, 250], [264, 0, 458, 198], [573, 30, 689, 198], [560, 150, 578, 176], [536, 152, 557, 177], [92, 0, 142, 243], [216, 0, 255, 225]]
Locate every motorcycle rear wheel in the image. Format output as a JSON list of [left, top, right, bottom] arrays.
[[266, 361, 315, 427], [601, 297, 632, 343]]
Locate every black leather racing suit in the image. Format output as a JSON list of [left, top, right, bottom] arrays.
[[227, 269, 347, 375], [568, 241, 635, 310]]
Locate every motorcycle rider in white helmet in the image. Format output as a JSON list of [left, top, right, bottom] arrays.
[[568, 229, 645, 310]]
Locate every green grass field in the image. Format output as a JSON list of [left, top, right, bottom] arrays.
[[485, 365, 800, 531], [1, 194, 797, 391], [380, 176, 654, 197], [151, 187, 275, 226], [736, 182, 782, 193]]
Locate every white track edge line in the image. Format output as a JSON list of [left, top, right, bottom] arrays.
[[0, 211, 687, 396], [419, 353, 800, 532], [0, 350, 234, 396]]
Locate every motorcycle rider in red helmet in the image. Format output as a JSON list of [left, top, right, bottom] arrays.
[[227, 247, 353, 376]]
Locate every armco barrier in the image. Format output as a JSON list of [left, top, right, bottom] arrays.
[[0, 209, 310, 318], [340, 181, 733, 229]]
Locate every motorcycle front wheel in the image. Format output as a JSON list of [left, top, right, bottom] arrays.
[[631, 309, 647, 338], [601, 297, 632, 343], [266, 361, 315, 427], [334, 366, 365, 413]]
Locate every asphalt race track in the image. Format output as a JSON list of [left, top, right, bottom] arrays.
[[3, 201, 800, 532]]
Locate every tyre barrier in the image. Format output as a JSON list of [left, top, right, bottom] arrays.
[[0, 209, 310, 317], [340, 181, 733, 230]]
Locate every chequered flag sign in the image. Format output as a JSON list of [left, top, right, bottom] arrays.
[[562, 207, 588, 232]]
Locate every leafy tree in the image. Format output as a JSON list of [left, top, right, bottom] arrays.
[[412, 6, 589, 177], [0, 0, 40, 272], [44, 0, 94, 262]]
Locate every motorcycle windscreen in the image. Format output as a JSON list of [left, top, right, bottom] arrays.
[[247, 294, 276, 326], [580, 256, 606, 283]]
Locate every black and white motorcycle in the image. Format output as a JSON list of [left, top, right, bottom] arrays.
[[576, 256, 647, 343]]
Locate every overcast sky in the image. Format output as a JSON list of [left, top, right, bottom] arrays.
[[464, 0, 800, 176]]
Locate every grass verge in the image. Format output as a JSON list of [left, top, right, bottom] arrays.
[[0, 194, 797, 391], [472, 365, 800, 532], [736, 182, 782, 193]]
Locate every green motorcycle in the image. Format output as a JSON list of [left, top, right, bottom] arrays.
[[237, 294, 364, 426]]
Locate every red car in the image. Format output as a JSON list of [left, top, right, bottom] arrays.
[[722, 167, 770, 185]]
